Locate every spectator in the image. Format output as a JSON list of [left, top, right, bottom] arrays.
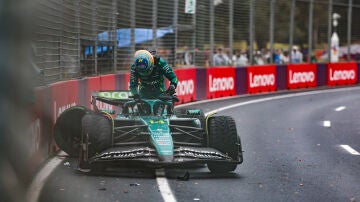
[[254, 51, 265, 65], [232, 49, 248, 67], [184, 50, 193, 66], [204, 49, 210, 67], [291, 46, 303, 63], [273, 49, 281, 64], [213, 48, 230, 66], [310, 54, 317, 63], [224, 48, 233, 65], [263, 49, 271, 64], [280, 50, 290, 64]]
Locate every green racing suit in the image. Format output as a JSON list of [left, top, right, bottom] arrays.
[[130, 57, 178, 99]]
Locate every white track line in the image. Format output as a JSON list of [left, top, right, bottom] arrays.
[[26, 151, 66, 202], [323, 120, 331, 128], [335, 106, 346, 111], [180, 86, 360, 109], [156, 169, 177, 202], [339, 145, 360, 155]]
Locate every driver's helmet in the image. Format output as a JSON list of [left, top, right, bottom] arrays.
[[134, 50, 154, 76]]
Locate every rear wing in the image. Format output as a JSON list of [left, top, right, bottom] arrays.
[[91, 91, 133, 106]]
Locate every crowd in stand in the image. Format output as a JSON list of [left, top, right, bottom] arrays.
[[211, 46, 310, 67]]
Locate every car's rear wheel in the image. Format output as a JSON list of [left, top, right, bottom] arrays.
[[207, 115, 241, 173], [81, 113, 112, 157]]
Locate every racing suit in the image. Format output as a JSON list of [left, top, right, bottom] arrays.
[[130, 57, 178, 99]]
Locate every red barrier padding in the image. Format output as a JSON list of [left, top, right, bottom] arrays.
[[247, 65, 277, 94], [51, 80, 79, 152], [327, 62, 358, 86], [287, 64, 317, 89], [100, 74, 116, 90], [51, 80, 79, 122], [87, 76, 101, 109], [206, 67, 236, 99], [173, 68, 197, 103], [28, 87, 48, 173], [87, 76, 117, 111], [87, 76, 101, 92], [124, 73, 130, 90]]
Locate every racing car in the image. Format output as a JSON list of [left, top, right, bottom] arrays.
[[54, 91, 243, 173]]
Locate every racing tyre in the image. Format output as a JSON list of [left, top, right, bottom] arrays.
[[81, 113, 112, 157], [207, 116, 241, 173], [54, 106, 90, 157]]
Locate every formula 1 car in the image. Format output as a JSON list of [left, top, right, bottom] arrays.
[[54, 91, 243, 173]]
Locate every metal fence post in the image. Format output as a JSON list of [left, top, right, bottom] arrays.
[[92, 0, 98, 74], [249, 0, 254, 65], [327, 0, 333, 63], [152, 0, 158, 48], [130, 0, 136, 54], [289, 0, 295, 64], [173, 0, 179, 67], [76, 0, 80, 75], [192, 3, 196, 66], [229, 0, 234, 62], [112, 0, 117, 72], [308, 0, 314, 63], [59, 0, 64, 79], [269, 0, 275, 64], [347, 0, 352, 61], [210, 0, 214, 66]]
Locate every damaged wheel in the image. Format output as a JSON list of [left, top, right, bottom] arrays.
[[81, 113, 112, 157], [54, 106, 91, 157]]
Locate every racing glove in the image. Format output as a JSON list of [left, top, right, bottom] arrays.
[[166, 83, 177, 95]]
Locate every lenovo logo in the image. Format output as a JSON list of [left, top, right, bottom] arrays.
[[249, 73, 275, 87], [329, 69, 356, 81], [289, 70, 315, 84], [176, 79, 195, 96], [209, 75, 235, 92]]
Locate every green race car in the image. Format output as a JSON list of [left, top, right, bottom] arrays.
[[54, 91, 243, 173]]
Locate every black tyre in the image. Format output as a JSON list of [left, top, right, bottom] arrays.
[[174, 108, 206, 129], [54, 106, 90, 157], [81, 113, 112, 157], [207, 116, 240, 173]]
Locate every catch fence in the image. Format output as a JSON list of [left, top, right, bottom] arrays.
[[32, 0, 360, 85]]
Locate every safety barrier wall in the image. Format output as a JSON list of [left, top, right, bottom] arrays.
[[28, 62, 359, 175]]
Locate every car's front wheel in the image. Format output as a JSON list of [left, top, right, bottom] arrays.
[[81, 113, 112, 157], [206, 115, 241, 173], [54, 106, 90, 157]]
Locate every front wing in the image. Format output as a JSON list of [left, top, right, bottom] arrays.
[[87, 146, 240, 167]]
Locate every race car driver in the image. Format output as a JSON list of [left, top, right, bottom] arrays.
[[130, 49, 178, 99]]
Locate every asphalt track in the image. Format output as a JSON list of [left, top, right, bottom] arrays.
[[35, 87, 360, 202]]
